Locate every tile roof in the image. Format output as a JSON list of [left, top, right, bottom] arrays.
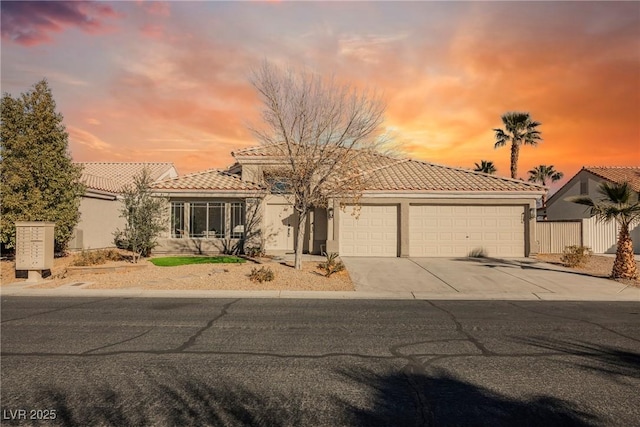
[[152, 169, 263, 191], [584, 166, 640, 192], [77, 162, 177, 193], [233, 144, 544, 193], [80, 173, 122, 194], [232, 144, 286, 157], [361, 159, 545, 192]]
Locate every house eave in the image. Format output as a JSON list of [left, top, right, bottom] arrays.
[[358, 190, 546, 199], [152, 189, 267, 198]]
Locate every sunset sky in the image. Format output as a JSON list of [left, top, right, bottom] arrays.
[[2, 1, 639, 193]]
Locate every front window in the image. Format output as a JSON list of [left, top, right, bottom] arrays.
[[208, 202, 225, 238], [175, 201, 243, 239], [189, 202, 208, 238], [171, 202, 185, 238], [230, 202, 245, 238]]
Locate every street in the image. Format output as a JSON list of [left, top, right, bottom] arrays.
[[1, 297, 639, 426]]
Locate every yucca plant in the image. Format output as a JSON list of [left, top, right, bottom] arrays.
[[569, 182, 640, 279]]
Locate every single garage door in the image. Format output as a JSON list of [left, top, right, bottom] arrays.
[[409, 205, 525, 257], [340, 205, 398, 257]]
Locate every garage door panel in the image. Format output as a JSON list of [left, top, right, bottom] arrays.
[[340, 205, 397, 257], [410, 205, 524, 257]]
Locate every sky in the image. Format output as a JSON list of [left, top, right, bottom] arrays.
[[1, 1, 639, 193]]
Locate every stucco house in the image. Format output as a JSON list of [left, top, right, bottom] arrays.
[[541, 166, 640, 253], [151, 146, 546, 258], [69, 162, 178, 251]]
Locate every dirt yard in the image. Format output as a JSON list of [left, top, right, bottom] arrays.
[[536, 253, 640, 287], [1, 253, 354, 292]]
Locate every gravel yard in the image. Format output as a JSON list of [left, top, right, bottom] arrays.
[[536, 253, 640, 287], [1, 254, 354, 291]]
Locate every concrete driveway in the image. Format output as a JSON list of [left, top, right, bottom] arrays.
[[341, 257, 640, 301]]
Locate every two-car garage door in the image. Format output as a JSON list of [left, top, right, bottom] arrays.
[[339, 204, 525, 257], [410, 205, 524, 257]]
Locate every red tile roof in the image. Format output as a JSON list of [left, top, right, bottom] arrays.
[[77, 162, 177, 193], [152, 169, 263, 191], [584, 166, 640, 192]]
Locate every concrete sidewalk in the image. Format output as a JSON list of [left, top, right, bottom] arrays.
[[1, 256, 638, 301]]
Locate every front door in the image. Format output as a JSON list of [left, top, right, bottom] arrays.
[[265, 204, 297, 251]]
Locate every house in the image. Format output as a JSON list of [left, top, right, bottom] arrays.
[[151, 146, 546, 258], [69, 162, 178, 251], [542, 166, 640, 254]]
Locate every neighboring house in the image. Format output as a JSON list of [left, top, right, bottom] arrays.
[[151, 146, 546, 258], [541, 166, 640, 254], [69, 162, 178, 251]]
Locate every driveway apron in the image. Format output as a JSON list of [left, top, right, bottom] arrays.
[[341, 258, 459, 294]]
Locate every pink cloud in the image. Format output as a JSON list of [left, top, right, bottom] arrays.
[[137, 0, 171, 17], [0, 1, 121, 46]]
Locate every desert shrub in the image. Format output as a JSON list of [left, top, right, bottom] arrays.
[[72, 249, 123, 266], [560, 245, 592, 268], [468, 247, 487, 258], [249, 266, 274, 283], [317, 252, 345, 278], [245, 246, 265, 258]]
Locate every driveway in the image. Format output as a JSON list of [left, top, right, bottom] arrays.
[[341, 257, 640, 300]]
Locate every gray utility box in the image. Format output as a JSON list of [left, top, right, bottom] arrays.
[[15, 222, 55, 281]]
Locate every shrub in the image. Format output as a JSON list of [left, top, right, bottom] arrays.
[[249, 266, 274, 283], [317, 252, 345, 278], [72, 249, 123, 266], [245, 246, 265, 258], [560, 245, 592, 268]]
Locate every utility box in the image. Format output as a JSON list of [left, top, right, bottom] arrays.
[[15, 222, 55, 281]]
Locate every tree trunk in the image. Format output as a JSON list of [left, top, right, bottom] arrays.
[[510, 143, 520, 179], [611, 224, 638, 279], [294, 211, 308, 270]]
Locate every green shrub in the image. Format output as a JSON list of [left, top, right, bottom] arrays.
[[560, 245, 592, 268], [72, 249, 123, 266], [249, 266, 274, 282], [317, 252, 345, 278]]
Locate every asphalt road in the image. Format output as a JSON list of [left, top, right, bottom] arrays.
[[1, 297, 639, 427]]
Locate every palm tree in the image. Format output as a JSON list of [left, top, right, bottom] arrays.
[[474, 160, 497, 174], [527, 165, 564, 207], [569, 182, 640, 280], [494, 112, 542, 179]]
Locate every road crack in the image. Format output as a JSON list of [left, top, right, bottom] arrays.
[[174, 299, 240, 352], [425, 301, 496, 356]]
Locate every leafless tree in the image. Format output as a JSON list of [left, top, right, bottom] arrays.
[[249, 61, 389, 270]]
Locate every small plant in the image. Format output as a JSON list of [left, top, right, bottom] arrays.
[[72, 249, 123, 266], [249, 266, 274, 283], [317, 252, 345, 278], [560, 245, 592, 268], [245, 246, 265, 258]]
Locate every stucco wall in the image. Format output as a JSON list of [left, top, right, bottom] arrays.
[[546, 172, 607, 220], [70, 195, 124, 251]]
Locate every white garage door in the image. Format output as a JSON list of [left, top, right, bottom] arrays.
[[409, 205, 525, 257], [340, 205, 398, 257]]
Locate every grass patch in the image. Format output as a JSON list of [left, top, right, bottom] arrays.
[[150, 256, 245, 267]]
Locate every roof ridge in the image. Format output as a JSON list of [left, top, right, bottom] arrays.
[[232, 143, 287, 156], [406, 158, 547, 189], [76, 161, 174, 165], [584, 166, 640, 169]]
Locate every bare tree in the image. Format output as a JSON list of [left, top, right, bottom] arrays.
[[249, 61, 388, 270]]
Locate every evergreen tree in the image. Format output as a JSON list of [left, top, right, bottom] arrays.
[[1, 79, 85, 253]]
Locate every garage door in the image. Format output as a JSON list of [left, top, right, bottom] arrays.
[[340, 205, 397, 257], [409, 205, 524, 257]]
